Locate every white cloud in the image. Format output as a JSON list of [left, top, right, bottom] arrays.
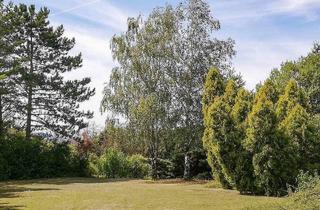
[[234, 39, 313, 89], [53, 22, 120, 127]]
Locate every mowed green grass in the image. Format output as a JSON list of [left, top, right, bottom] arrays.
[[0, 178, 283, 210]]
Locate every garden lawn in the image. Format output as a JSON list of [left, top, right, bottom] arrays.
[[0, 178, 283, 210]]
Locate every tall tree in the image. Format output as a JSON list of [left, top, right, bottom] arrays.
[[245, 80, 297, 196], [101, 6, 176, 178], [230, 88, 256, 193], [202, 67, 232, 188], [0, 1, 22, 136], [13, 4, 94, 139], [168, 0, 236, 178]]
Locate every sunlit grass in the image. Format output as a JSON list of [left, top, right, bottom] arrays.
[[0, 178, 283, 210]]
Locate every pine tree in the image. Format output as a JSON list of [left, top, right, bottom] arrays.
[[0, 1, 22, 136], [13, 4, 95, 139]]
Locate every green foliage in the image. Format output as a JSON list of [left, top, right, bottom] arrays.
[[102, 0, 236, 179], [202, 67, 225, 115], [246, 81, 297, 196], [156, 158, 175, 179], [270, 47, 320, 114], [0, 131, 88, 181], [296, 171, 320, 192], [91, 148, 151, 179], [127, 155, 151, 178], [275, 79, 307, 121], [0, 3, 94, 139], [97, 148, 129, 178], [203, 70, 318, 196], [275, 172, 320, 210]]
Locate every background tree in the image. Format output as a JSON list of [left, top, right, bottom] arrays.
[[101, 6, 176, 178], [277, 79, 319, 172], [12, 4, 94, 139], [169, 0, 236, 179], [269, 44, 320, 114]]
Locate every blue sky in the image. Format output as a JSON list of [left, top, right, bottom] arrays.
[[7, 0, 320, 126]]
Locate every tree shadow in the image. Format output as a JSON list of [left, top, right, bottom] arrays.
[[0, 185, 59, 198], [1, 177, 133, 186], [0, 202, 25, 210], [0, 185, 60, 209]]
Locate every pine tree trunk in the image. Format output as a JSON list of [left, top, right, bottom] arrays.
[[183, 152, 191, 180], [26, 37, 34, 141], [25, 85, 32, 140]]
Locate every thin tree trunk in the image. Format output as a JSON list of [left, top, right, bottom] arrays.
[[26, 36, 34, 141], [183, 152, 191, 179], [26, 85, 32, 140]]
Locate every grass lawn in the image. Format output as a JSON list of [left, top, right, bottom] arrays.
[[0, 178, 283, 210]]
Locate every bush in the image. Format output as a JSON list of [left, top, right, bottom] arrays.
[[91, 148, 151, 179], [97, 148, 129, 178], [157, 158, 175, 179], [0, 131, 89, 180], [282, 171, 320, 209], [127, 154, 150, 178], [295, 171, 320, 192]]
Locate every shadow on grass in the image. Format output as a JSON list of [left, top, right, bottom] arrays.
[[0, 185, 60, 198], [1, 177, 134, 186], [0, 184, 60, 209], [0, 202, 25, 210]]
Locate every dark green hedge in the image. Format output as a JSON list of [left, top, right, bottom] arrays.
[[0, 132, 88, 181]]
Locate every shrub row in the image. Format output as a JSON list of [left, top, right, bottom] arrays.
[[0, 131, 88, 181]]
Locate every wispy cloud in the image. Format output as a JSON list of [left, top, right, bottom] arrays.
[[213, 0, 320, 26], [51, 0, 101, 17], [269, 0, 320, 20], [271, 0, 320, 12], [49, 0, 131, 31]]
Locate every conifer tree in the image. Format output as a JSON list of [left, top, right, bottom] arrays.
[[246, 80, 296, 196], [275, 79, 306, 121], [277, 79, 318, 171], [202, 67, 231, 188], [231, 88, 256, 193], [13, 4, 95, 139], [203, 78, 247, 188], [0, 1, 21, 136]]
